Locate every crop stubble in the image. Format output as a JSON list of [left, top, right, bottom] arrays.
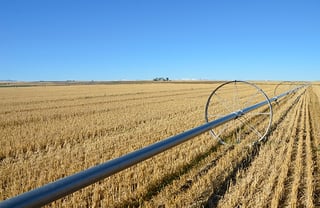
[[0, 82, 319, 207]]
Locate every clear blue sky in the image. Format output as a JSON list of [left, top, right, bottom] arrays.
[[0, 0, 319, 81]]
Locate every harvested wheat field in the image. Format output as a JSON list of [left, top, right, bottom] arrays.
[[0, 81, 319, 207]]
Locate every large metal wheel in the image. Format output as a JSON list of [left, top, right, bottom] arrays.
[[273, 81, 295, 97], [205, 80, 273, 145]]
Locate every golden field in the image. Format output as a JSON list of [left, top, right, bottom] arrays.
[[0, 81, 319, 207]]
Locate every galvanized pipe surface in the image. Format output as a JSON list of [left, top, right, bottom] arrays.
[[0, 85, 306, 208]]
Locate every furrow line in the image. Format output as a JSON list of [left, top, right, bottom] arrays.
[[287, 95, 306, 207], [309, 87, 320, 206], [203, 90, 307, 207], [246, 96, 304, 207], [214, 88, 305, 208], [305, 93, 314, 207], [270, 94, 304, 207]]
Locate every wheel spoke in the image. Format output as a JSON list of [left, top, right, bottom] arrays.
[[237, 116, 263, 138], [214, 93, 234, 113], [243, 89, 261, 107], [235, 81, 240, 110], [205, 80, 273, 145], [215, 122, 230, 138]]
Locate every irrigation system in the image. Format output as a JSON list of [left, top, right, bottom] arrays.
[[0, 80, 308, 208]]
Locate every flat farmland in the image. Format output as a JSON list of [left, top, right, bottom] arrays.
[[1, 82, 319, 207]]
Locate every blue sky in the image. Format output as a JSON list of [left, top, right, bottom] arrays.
[[0, 0, 319, 81]]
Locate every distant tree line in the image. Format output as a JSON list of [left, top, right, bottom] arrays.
[[153, 77, 170, 81]]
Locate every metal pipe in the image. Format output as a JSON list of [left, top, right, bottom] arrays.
[[0, 85, 306, 208]]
